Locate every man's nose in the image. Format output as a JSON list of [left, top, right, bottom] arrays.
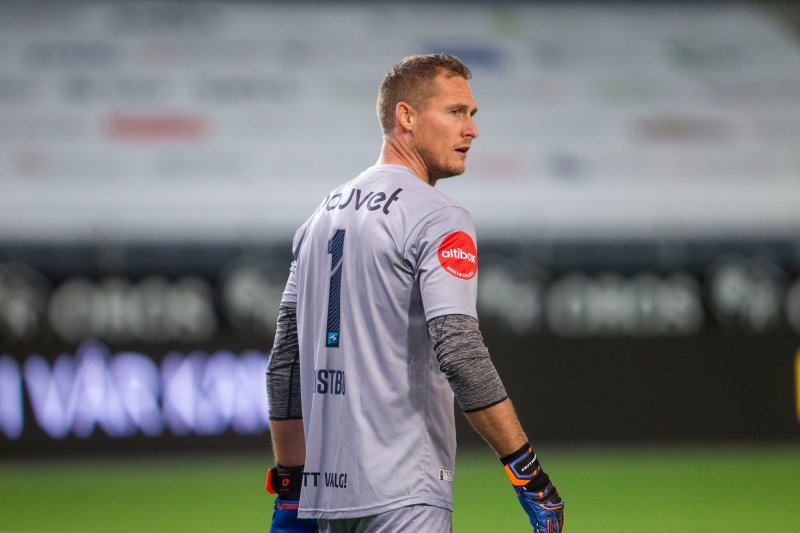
[[465, 116, 478, 139]]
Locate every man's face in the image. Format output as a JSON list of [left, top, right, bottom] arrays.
[[412, 73, 479, 183]]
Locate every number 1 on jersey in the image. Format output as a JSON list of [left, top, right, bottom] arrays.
[[326, 229, 345, 347]]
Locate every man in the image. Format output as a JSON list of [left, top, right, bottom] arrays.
[[266, 54, 564, 533]]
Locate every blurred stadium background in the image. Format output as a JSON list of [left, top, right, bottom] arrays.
[[1, 0, 799, 531]]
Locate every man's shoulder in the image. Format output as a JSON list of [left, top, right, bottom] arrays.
[[361, 165, 469, 214], [315, 165, 465, 219]]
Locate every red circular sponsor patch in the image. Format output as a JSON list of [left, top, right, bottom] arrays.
[[438, 231, 478, 280]]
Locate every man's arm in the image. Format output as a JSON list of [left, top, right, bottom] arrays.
[[463, 398, 526, 457], [270, 419, 305, 467], [265, 302, 317, 532], [428, 314, 565, 532], [266, 302, 305, 466], [427, 314, 527, 455]]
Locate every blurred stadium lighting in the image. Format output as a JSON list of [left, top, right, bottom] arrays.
[[24, 342, 147, 438], [162, 349, 269, 436], [5, 341, 269, 440]]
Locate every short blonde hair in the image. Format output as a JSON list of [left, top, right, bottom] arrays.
[[377, 53, 472, 135]]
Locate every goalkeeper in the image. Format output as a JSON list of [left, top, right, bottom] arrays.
[[266, 53, 564, 532]]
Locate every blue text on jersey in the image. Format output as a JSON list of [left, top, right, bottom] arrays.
[[323, 187, 402, 214]]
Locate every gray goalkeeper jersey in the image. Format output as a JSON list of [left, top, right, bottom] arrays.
[[281, 164, 479, 519]]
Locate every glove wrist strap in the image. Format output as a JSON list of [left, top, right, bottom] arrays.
[[267, 464, 305, 500], [501, 442, 550, 495]]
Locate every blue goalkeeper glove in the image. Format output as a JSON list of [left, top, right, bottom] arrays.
[[502, 443, 565, 533], [266, 465, 319, 533]]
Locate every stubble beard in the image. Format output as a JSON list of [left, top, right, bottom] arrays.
[[418, 143, 465, 184]]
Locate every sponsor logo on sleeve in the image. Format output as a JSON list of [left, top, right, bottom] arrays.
[[437, 231, 477, 280]]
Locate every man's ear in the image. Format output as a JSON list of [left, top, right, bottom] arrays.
[[395, 101, 415, 132]]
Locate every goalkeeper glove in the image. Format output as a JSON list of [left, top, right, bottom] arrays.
[[266, 465, 319, 533], [502, 443, 565, 533]]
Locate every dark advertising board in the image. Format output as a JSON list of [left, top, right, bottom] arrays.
[[1, 241, 799, 454]]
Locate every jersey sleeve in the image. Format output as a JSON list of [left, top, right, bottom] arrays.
[[280, 260, 298, 304], [406, 205, 479, 322], [281, 221, 309, 305]]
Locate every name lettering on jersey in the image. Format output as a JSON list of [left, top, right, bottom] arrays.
[[437, 231, 478, 280], [316, 369, 346, 395], [324, 187, 402, 214], [301, 471, 348, 489]]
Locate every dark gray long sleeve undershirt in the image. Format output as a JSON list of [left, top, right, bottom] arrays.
[[267, 306, 507, 419], [427, 314, 508, 413], [266, 302, 303, 420]]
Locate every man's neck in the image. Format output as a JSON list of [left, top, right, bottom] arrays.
[[377, 137, 434, 186]]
